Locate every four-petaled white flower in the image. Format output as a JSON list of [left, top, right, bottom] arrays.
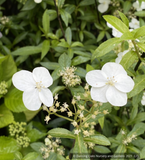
[[34, 0, 42, 3], [12, 67, 53, 111], [107, 22, 122, 37], [98, 0, 111, 13], [133, 1, 145, 11], [115, 50, 129, 63], [86, 62, 134, 106], [129, 18, 140, 29]]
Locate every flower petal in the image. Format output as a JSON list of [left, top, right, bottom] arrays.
[[12, 70, 35, 91], [86, 70, 107, 87], [23, 89, 41, 111], [102, 62, 127, 77], [39, 88, 53, 107], [114, 74, 134, 92], [98, 3, 108, 13], [34, 0, 42, 3], [32, 67, 53, 87], [90, 86, 109, 103], [106, 86, 127, 106]]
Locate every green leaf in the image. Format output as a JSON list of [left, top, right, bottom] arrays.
[[123, 1, 132, 13], [71, 42, 83, 47], [11, 46, 42, 56], [97, 31, 105, 42], [51, 68, 61, 81], [84, 134, 110, 146], [135, 11, 145, 17], [27, 128, 46, 142], [72, 133, 89, 160], [52, 86, 65, 95], [140, 146, 145, 159], [47, 33, 58, 39], [65, 27, 72, 45], [128, 75, 145, 98], [0, 55, 17, 81], [72, 56, 90, 66], [22, 152, 42, 160], [120, 31, 134, 41], [13, 32, 28, 46], [60, 9, 70, 27], [42, 10, 50, 35], [48, 128, 76, 139], [92, 38, 121, 59], [136, 42, 145, 52], [73, 51, 91, 57], [103, 15, 129, 33], [40, 62, 60, 70], [47, 10, 57, 21], [30, 142, 45, 153], [21, 0, 36, 11], [127, 146, 140, 153], [115, 144, 126, 153], [120, 50, 138, 70], [98, 116, 104, 129], [58, 53, 71, 69], [5, 88, 27, 112], [76, 67, 87, 78], [58, 41, 70, 48], [94, 146, 111, 154], [0, 153, 15, 160], [24, 109, 41, 122], [46, 152, 57, 160], [58, 0, 65, 8], [0, 136, 20, 153], [79, 0, 95, 6], [0, 104, 14, 128], [83, 30, 95, 39], [41, 40, 50, 60], [127, 122, 145, 137], [118, 11, 129, 28], [127, 112, 145, 125], [56, 154, 66, 160], [86, 64, 94, 72], [134, 26, 145, 38]]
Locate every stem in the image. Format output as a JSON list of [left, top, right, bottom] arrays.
[[132, 40, 141, 61], [54, 112, 73, 122], [53, 0, 67, 41]]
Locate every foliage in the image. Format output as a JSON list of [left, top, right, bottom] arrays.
[[1, 0, 145, 159]]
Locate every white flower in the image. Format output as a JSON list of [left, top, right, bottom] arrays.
[[129, 18, 140, 29], [85, 62, 134, 106], [34, 0, 42, 3], [115, 50, 129, 63], [98, 0, 111, 13], [12, 67, 53, 111], [107, 22, 122, 37], [0, 32, 2, 38], [141, 91, 145, 105], [133, 1, 145, 11]]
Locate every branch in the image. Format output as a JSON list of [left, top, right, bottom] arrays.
[[53, 0, 67, 41]]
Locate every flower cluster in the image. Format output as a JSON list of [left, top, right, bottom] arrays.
[[0, 16, 10, 25], [0, 81, 8, 95], [59, 66, 81, 87], [9, 122, 30, 147], [40, 136, 65, 159]]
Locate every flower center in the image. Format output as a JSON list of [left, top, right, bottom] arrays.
[[36, 81, 45, 91], [106, 76, 117, 86]]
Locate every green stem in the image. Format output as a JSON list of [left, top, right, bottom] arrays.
[[54, 113, 73, 122], [132, 40, 141, 61]]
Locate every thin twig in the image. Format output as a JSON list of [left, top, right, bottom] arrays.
[[53, 0, 67, 41]]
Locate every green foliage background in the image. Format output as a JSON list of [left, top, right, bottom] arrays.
[[1, 0, 145, 159]]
